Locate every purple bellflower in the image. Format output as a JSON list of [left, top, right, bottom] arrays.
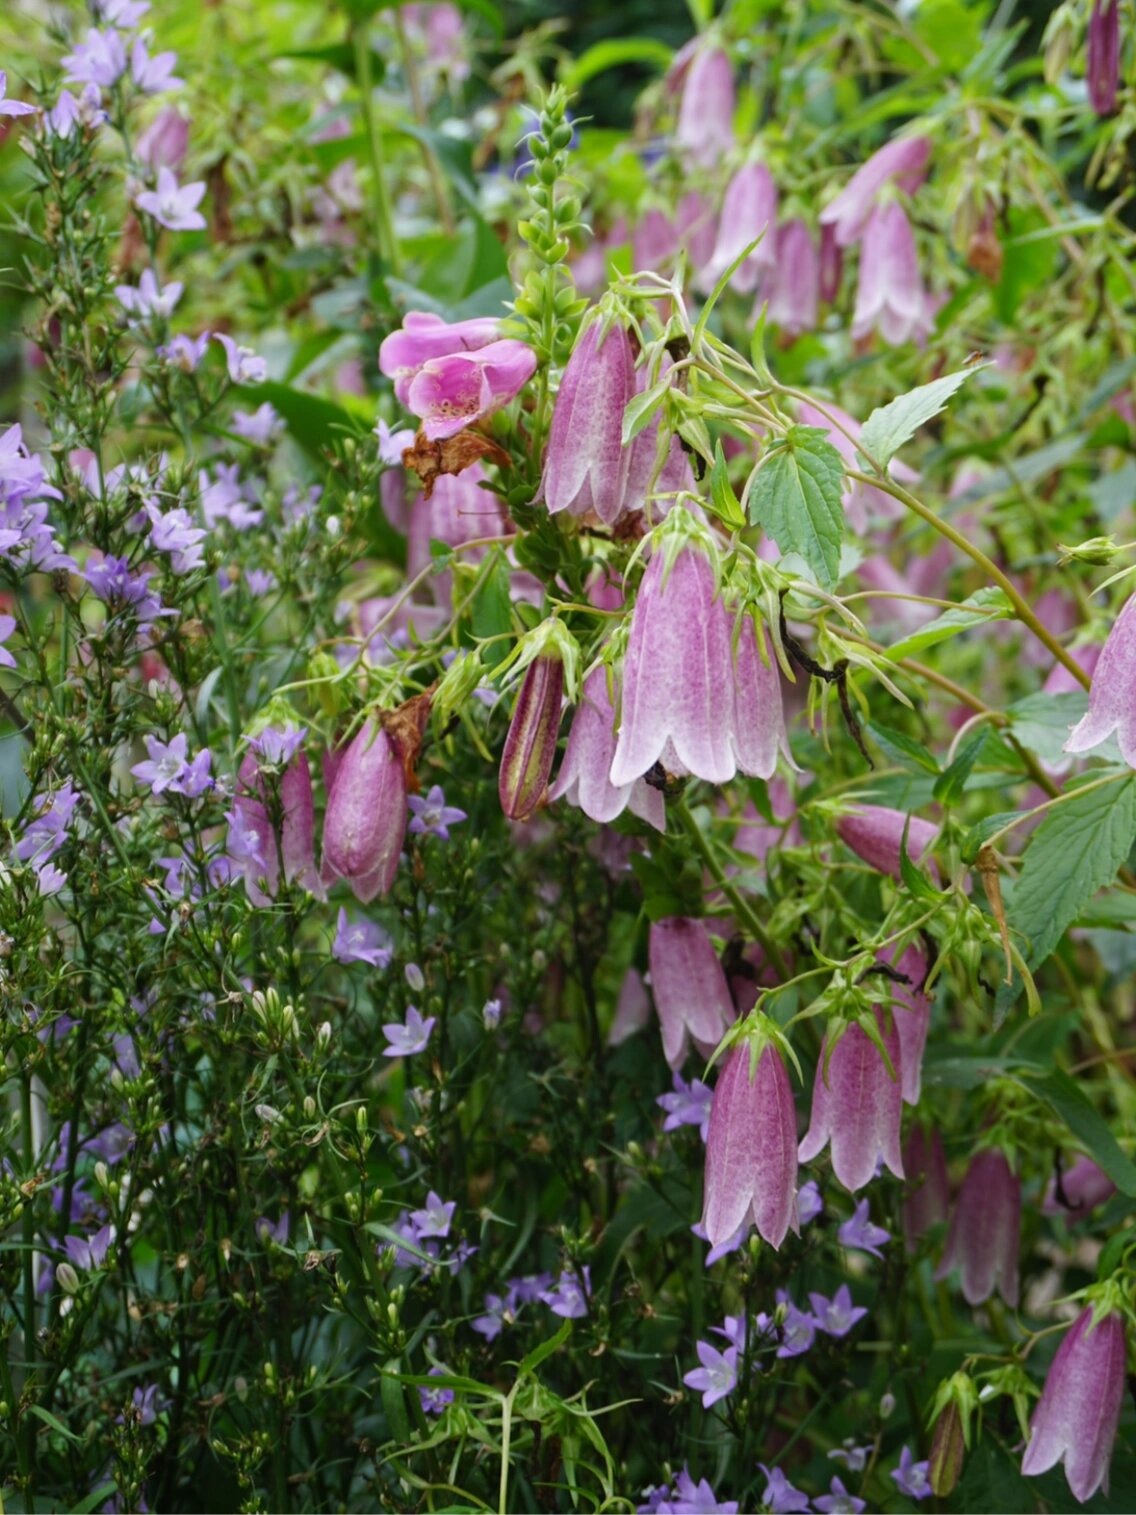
[[699, 163, 778, 295], [541, 317, 635, 524], [901, 1124, 949, 1251], [321, 719, 407, 902], [836, 803, 937, 880], [1087, 0, 1121, 116], [333, 908, 392, 968], [382, 1005, 435, 1057], [673, 43, 735, 167], [758, 1465, 811, 1513], [405, 338, 536, 441], [838, 1199, 890, 1258], [798, 1011, 904, 1192], [134, 166, 207, 231], [814, 1476, 865, 1513], [935, 1147, 1021, 1307], [1042, 1154, 1117, 1219], [647, 917, 736, 1070], [682, 1340, 738, 1408], [549, 664, 666, 831], [852, 202, 932, 346], [819, 135, 931, 247], [657, 1071, 713, 1142], [891, 1446, 932, 1501], [408, 784, 467, 840]]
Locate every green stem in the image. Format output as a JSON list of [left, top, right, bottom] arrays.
[[354, 22, 401, 272], [19, 1072, 35, 1497], [676, 797, 790, 980], [393, 9, 455, 237]]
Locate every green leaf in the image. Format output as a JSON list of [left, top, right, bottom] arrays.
[[707, 443, 745, 530], [1008, 774, 1136, 971], [960, 810, 1026, 864], [621, 377, 670, 445], [71, 1485, 119, 1514], [515, 1319, 572, 1376], [749, 426, 845, 590], [28, 1404, 83, 1444], [380, 1360, 411, 1443], [886, 587, 1012, 662], [469, 552, 514, 668], [867, 721, 941, 776], [859, 363, 989, 470], [1006, 690, 1089, 765], [900, 816, 943, 902], [1012, 1068, 1136, 1198], [934, 728, 988, 806], [561, 38, 672, 92], [239, 381, 362, 464]]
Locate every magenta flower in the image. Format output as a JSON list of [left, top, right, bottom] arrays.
[[836, 802, 937, 880], [682, 1340, 738, 1408], [852, 202, 932, 346], [1042, 1154, 1117, 1218], [549, 665, 665, 831], [1087, 0, 1121, 116], [405, 338, 536, 440], [499, 656, 564, 822], [610, 521, 736, 787], [62, 28, 127, 88], [408, 784, 466, 840], [0, 70, 36, 118], [322, 719, 407, 902], [379, 311, 502, 405], [935, 1148, 1020, 1307], [838, 1198, 890, 1258], [702, 1036, 798, 1251], [134, 167, 207, 231], [819, 134, 932, 247], [798, 1012, 904, 1192], [901, 1124, 949, 1251], [673, 44, 735, 167], [648, 917, 736, 1070], [332, 908, 392, 968], [382, 1005, 435, 1057], [764, 219, 819, 336], [130, 38, 183, 94], [1020, 1306, 1127, 1503], [699, 163, 778, 295], [1064, 591, 1136, 765], [877, 941, 931, 1105], [541, 319, 635, 524]]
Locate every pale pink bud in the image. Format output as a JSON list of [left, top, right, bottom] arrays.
[[1087, 0, 1121, 116], [499, 656, 564, 821], [321, 720, 407, 902], [379, 311, 503, 405], [674, 45, 735, 167], [819, 135, 932, 247], [1042, 1154, 1117, 1218], [541, 320, 635, 523], [407, 338, 536, 441], [935, 1148, 1020, 1307], [136, 105, 188, 170], [1063, 591, 1136, 766], [819, 222, 843, 302], [702, 1038, 799, 1250], [549, 665, 665, 830], [763, 219, 819, 336], [836, 803, 937, 880], [852, 202, 933, 346], [901, 1124, 949, 1252], [648, 917, 736, 1069], [699, 163, 778, 295], [798, 1011, 904, 1192], [1021, 1307, 1127, 1502]]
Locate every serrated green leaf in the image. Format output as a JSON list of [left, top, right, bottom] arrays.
[[886, 587, 1012, 662], [1006, 690, 1089, 765], [1012, 1068, 1136, 1197], [934, 728, 988, 806], [749, 426, 845, 590], [859, 363, 989, 469]]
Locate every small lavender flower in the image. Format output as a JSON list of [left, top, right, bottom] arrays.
[[130, 734, 190, 795], [837, 1199, 890, 1259], [159, 331, 211, 371], [135, 166, 207, 231], [407, 784, 467, 840], [404, 962, 426, 993], [0, 70, 37, 117], [215, 333, 267, 384], [62, 28, 127, 87], [691, 1218, 748, 1267], [144, 503, 206, 572], [829, 1442, 871, 1472], [0, 614, 16, 669], [657, 1072, 713, 1142], [381, 1006, 435, 1057], [63, 1223, 115, 1270], [759, 1464, 811, 1513], [712, 1315, 748, 1351], [809, 1284, 867, 1338], [890, 1446, 931, 1501], [471, 1291, 511, 1340], [482, 998, 502, 1030], [682, 1340, 738, 1408], [670, 1468, 739, 1514], [410, 1191, 455, 1240], [115, 267, 184, 321], [773, 1294, 817, 1358], [245, 568, 277, 596], [797, 1181, 823, 1226], [130, 37, 183, 94], [332, 908, 393, 968], [232, 403, 282, 446], [814, 1477, 865, 1514], [255, 1213, 290, 1247], [419, 1367, 454, 1416], [508, 1272, 552, 1304], [539, 1266, 590, 1319]]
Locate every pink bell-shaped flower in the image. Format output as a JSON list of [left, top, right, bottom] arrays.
[[1087, 0, 1121, 116], [836, 802, 937, 880], [699, 163, 778, 295], [877, 942, 931, 1105], [673, 43, 735, 167], [1042, 1154, 1117, 1219], [542, 318, 636, 524], [852, 202, 933, 346], [321, 719, 407, 902], [819, 135, 931, 247], [702, 1028, 799, 1250], [1063, 591, 1136, 766], [901, 1124, 949, 1252], [935, 1147, 1021, 1307], [549, 665, 665, 831], [229, 729, 323, 906], [406, 338, 537, 441], [648, 916, 736, 1069], [1021, 1305, 1127, 1503], [730, 611, 789, 780], [763, 219, 819, 337], [379, 311, 503, 405], [798, 1011, 904, 1192]]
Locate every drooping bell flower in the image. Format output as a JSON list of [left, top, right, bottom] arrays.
[[819, 222, 843, 302], [542, 317, 636, 525], [699, 163, 778, 295], [702, 1024, 799, 1250], [877, 942, 931, 1105], [136, 105, 189, 170], [672, 42, 735, 168], [935, 1148, 1020, 1307], [610, 510, 737, 787], [379, 311, 503, 405], [1042, 1154, 1117, 1218], [498, 620, 578, 822], [406, 338, 537, 441], [836, 802, 937, 880], [901, 1124, 949, 1252], [1087, 0, 1121, 116], [633, 208, 678, 276], [621, 355, 695, 520], [798, 1011, 904, 1192], [852, 202, 933, 347], [549, 664, 665, 830], [608, 966, 650, 1046], [1063, 592, 1136, 766], [819, 135, 932, 247], [648, 916, 736, 1069], [675, 191, 717, 272], [730, 611, 789, 780], [321, 718, 407, 902], [228, 725, 323, 906], [1021, 1306, 1127, 1503], [763, 220, 819, 337], [794, 399, 918, 531]]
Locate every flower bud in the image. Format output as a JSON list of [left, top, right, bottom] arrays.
[[56, 1262, 80, 1295], [499, 655, 564, 821], [321, 719, 408, 901]]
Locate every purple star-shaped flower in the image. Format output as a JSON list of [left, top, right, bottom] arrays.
[[539, 1266, 590, 1319], [131, 733, 189, 794], [837, 1199, 890, 1259], [135, 167, 207, 231], [0, 613, 16, 669], [407, 784, 467, 840], [410, 1191, 455, 1240], [809, 1284, 867, 1339], [232, 403, 282, 446], [419, 1366, 454, 1415], [813, 1476, 865, 1513], [682, 1340, 738, 1408], [471, 1291, 511, 1340], [829, 1441, 871, 1472], [249, 723, 305, 767], [62, 28, 127, 88], [797, 1180, 823, 1226], [657, 1072, 713, 1142], [890, 1446, 931, 1501], [116, 267, 183, 321], [758, 1465, 811, 1513], [691, 1217, 748, 1267], [670, 1468, 739, 1514], [0, 70, 36, 117], [333, 908, 393, 968], [381, 1005, 435, 1057], [144, 502, 206, 572], [130, 38, 183, 94], [215, 333, 267, 384], [159, 331, 211, 371]]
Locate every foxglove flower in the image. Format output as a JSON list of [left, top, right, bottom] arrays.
[[702, 1033, 799, 1250], [610, 516, 736, 787], [819, 135, 932, 247], [541, 319, 635, 524], [730, 611, 789, 779], [764, 219, 819, 336], [836, 802, 937, 880], [852, 202, 933, 346], [699, 163, 778, 295], [878, 941, 931, 1105], [901, 1123, 949, 1251], [134, 166, 207, 231], [1042, 1154, 1116, 1218], [1087, 0, 1120, 116], [549, 665, 665, 830], [1064, 592, 1136, 765], [499, 657, 564, 822], [406, 338, 536, 440], [0, 70, 36, 117], [322, 719, 407, 902], [798, 1012, 904, 1191], [379, 311, 502, 405], [673, 43, 735, 167], [935, 1148, 1020, 1307], [1021, 1305, 1126, 1503], [648, 917, 735, 1069]]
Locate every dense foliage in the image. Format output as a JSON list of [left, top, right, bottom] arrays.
[[0, 0, 1134, 1511]]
